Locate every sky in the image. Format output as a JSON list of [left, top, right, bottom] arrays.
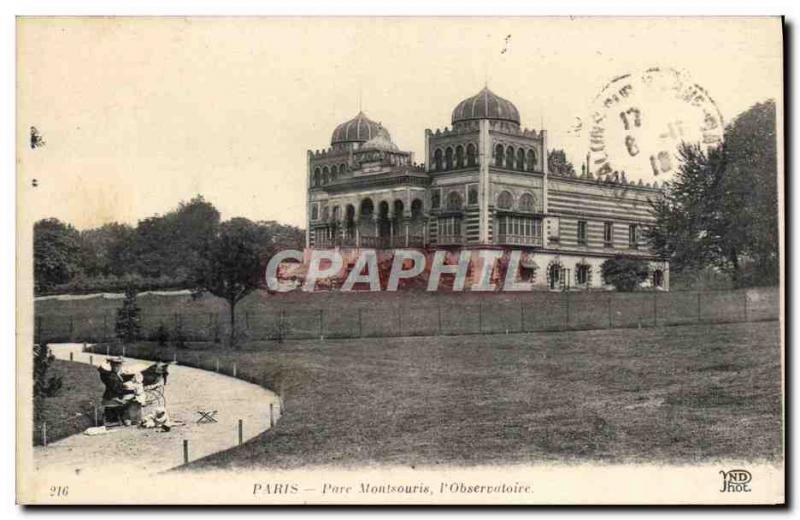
[[17, 16, 782, 229]]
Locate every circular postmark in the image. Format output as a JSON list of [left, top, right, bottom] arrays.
[[587, 67, 724, 182]]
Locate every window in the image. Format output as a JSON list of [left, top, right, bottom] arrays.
[[505, 146, 515, 169], [495, 144, 504, 167], [519, 193, 535, 212], [411, 198, 423, 217], [576, 264, 590, 285], [604, 222, 614, 247], [467, 184, 479, 206], [330, 165, 338, 181], [577, 220, 588, 245], [313, 168, 320, 187], [321, 206, 329, 220], [311, 204, 319, 220], [322, 166, 329, 185], [445, 147, 454, 170], [497, 190, 513, 210], [467, 143, 477, 166], [455, 145, 464, 168], [516, 148, 525, 170], [434, 149, 443, 171], [446, 191, 463, 210], [438, 217, 462, 239], [431, 189, 441, 209], [629, 224, 639, 248], [526, 149, 537, 172], [340, 163, 347, 174], [497, 215, 541, 244], [332, 206, 340, 221], [360, 198, 374, 217], [653, 270, 664, 288]]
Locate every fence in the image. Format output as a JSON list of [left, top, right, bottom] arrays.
[[33, 399, 103, 447], [33, 287, 779, 345]]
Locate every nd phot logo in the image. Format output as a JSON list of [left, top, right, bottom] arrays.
[[719, 469, 752, 493]]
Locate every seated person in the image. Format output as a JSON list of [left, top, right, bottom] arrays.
[[97, 356, 139, 425]]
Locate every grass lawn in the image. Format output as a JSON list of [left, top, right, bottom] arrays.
[[33, 359, 105, 446], [105, 320, 783, 468]]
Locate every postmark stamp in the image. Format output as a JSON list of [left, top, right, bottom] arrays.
[[587, 67, 725, 181]]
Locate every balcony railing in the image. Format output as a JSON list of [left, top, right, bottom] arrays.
[[495, 234, 543, 247], [437, 234, 464, 245], [315, 234, 425, 249]]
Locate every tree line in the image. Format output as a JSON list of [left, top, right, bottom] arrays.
[[34, 195, 305, 295]]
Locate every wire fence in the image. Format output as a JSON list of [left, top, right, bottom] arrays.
[[33, 399, 103, 447], [34, 287, 780, 345]]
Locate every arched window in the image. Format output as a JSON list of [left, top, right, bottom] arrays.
[[519, 193, 535, 212], [526, 149, 536, 172], [495, 144, 504, 167], [467, 143, 477, 166], [322, 206, 329, 220], [411, 198, 423, 218], [505, 146, 515, 169], [445, 147, 454, 170], [576, 264, 591, 286], [330, 165, 338, 180], [446, 191, 463, 210], [322, 166, 329, 185], [311, 204, 319, 220], [434, 149, 443, 171], [653, 269, 664, 288], [313, 168, 320, 187], [455, 145, 464, 168], [393, 200, 404, 221], [340, 163, 347, 174], [332, 206, 340, 221], [497, 190, 513, 210], [360, 198, 374, 218], [516, 148, 525, 170]]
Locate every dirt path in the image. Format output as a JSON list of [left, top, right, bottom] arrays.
[[34, 344, 280, 476]]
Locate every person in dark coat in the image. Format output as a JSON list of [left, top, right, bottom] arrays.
[[98, 357, 138, 425]]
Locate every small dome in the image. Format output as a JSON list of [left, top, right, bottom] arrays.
[[331, 111, 385, 146], [360, 126, 398, 152], [451, 87, 521, 125]]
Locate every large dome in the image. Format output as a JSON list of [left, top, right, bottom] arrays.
[[330, 111, 386, 146], [451, 87, 521, 125], [360, 126, 399, 152]]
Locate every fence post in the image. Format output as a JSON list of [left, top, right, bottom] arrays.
[[183, 439, 189, 464], [269, 403, 275, 428], [215, 358, 220, 372], [93, 404, 99, 427], [89, 355, 93, 365], [69, 351, 73, 361], [233, 363, 237, 378], [42, 423, 47, 448], [697, 292, 702, 322], [173, 351, 178, 364], [653, 291, 658, 327], [122, 345, 126, 358], [743, 291, 749, 321], [238, 419, 243, 445]]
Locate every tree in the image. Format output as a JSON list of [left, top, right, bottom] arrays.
[[548, 149, 576, 176], [80, 222, 136, 277], [33, 343, 62, 399], [115, 286, 142, 344], [34, 218, 82, 294], [194, 218, 273, 348], [648, 100, 778, 287], [601, 256, 650, 291]]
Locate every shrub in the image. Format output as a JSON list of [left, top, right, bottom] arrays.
[[601, 256, 650, 292], [151, 324, 170, 347]]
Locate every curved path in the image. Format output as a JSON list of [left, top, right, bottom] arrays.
[[34, 344, 280, 476]]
